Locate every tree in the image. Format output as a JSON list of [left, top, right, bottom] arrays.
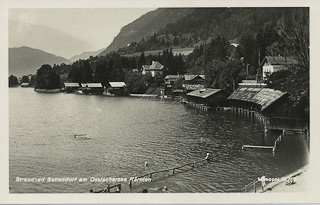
[[21, 75, 30, 83], [9, 75, 19, 87], [275, 8, 309, 117], [35, 64, 60, 89], [124, 71, 147, 94]]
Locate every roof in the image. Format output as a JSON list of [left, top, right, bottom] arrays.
[[227, 88, 287, 111], [21, 83, 29, 86], [64, 83, 79, 87], [262, 56, 299, 66], [81, 83, 103, 88], [183, 84, 205, 91], [187, 88, 224, 99], [142, 61, 164, 71], [165, 75, 180, 79], [184, 75, 206, 81], [109, 82, 126, 88]]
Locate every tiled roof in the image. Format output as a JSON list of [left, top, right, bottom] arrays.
[[187, 88, 223, 99], [165, 75, 180, 79], [262, 56, 299, 66], [109, 82, 126, 88], [227, 88, 287, 111], [184, 75, 206, 81]]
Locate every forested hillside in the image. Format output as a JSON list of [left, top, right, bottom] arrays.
[[98, 8, 193, 56]]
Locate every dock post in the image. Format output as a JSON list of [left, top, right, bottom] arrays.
[[173, 169, 175, 175], [149, 173, 152, 178], [129, 179, 132, 189], [254, 181, 256, 193], [192, 163, 195, 169]]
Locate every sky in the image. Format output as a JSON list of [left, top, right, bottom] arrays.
[[9, 8, 156, 50]]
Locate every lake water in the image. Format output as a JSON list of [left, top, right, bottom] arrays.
[[9, 88, 309, 193]]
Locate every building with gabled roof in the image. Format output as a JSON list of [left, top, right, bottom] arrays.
[[80, 83, 104, 94], [108, 82, 127, 96], [63, 82, 80, 93], [141, 61, 164, 77], [187, 88, 230, 107], [182, 74, 206, 93], [227, 87, 289, 114], [261, 56, 299, 80]]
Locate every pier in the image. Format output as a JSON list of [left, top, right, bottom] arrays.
[[242, 130, 285, 153]]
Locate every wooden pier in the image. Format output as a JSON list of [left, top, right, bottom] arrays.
[[242, 130, 285, 153]]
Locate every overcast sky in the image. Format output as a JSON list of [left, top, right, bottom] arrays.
[[9, 8, 156, 50]]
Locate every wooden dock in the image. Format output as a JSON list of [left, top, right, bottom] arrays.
[[242, 130, 285, 153], [242, 145, 274, 149]]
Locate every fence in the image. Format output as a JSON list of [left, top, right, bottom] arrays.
[[90, 156, 210, 193]]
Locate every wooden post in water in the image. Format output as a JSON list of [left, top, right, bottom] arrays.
[[129, 179, 132, 188], [254, 181, 256, 193]]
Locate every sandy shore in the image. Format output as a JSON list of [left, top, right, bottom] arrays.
[[258, 165, 309, 193]]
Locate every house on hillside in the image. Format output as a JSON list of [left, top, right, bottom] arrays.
[[80, 83, 104, 95], [63, 82, 80, 93], [141, 61, 164, 77], [108, 82, 126, 96], [261, 56, 299, 80], [182, 75, 206, 93], [187, 88, 230, 107]]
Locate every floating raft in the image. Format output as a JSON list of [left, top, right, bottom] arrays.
[[242, 145, 273, 149]]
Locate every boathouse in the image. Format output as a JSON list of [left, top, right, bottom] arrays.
[[182, 75, 206, 93], [228, 88, 307, 131], [108, 82, 126, 96], [141, 61, 164, 77], [187, 88, 230, 107], [261, 56, 298, 80], [63, 83, 80, 93], [81, 83, 104, 94], [227, 88, 289, 115]]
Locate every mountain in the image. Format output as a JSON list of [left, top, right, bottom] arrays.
[[69, 48, 105, 62], [9, 20, 100, 59], [9, 46, 71, 77], [98, 8, 194, 56], [101, 8, 296, 56]]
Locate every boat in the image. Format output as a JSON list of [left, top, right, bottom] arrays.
[[74, 134, 91, 140]]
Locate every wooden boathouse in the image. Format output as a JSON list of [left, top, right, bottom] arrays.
[[81, 83, 104, 95], [227, 88, 307, 132], [63, 83, 80, 93], [108, 82, 127, 96], [187, 88, 230, 109]]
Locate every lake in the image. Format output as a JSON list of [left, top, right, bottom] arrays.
[[9, 88, 309, 193]]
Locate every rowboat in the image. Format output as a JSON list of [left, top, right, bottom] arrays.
[[74, 134, 91, 140]]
